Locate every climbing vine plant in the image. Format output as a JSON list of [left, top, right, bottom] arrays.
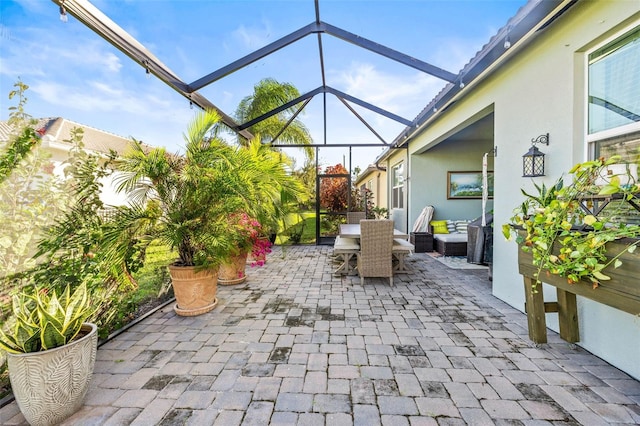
[[503, 156, 640, 289]]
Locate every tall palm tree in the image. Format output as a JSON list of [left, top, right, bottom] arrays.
[[235, 78, 314, 161]]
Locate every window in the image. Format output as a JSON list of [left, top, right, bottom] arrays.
[[588, 26, 640, 138], [392, 162, 404, 209], [594, 131, 640, 163], [588, 26, 640, 225]]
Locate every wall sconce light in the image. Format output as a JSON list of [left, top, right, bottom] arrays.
[[522, 133, 549, 177]]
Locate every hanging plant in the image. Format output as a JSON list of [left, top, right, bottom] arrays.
[[503, 156, 640, 290]]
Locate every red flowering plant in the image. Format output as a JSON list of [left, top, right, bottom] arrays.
[[226, 212, 273, 267], [227, 212, 262, 255], [250, 237, 272, 267]]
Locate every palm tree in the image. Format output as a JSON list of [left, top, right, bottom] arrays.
[[106, 109, 305, 269], [235, 77, 314, 161], [100, 109, 306, 316]]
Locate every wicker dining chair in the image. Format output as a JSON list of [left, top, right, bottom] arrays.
[[356, 219, 394, 286], [346, 211, 366, 224]]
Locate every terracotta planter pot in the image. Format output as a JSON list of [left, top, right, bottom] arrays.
[[7, 323, 98, 426], [218, 251, 248, 285], [169, 265, 218, 316]]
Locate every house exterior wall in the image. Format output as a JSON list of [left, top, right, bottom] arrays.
[[355, 167, 388, 215], [409, 139, 494, 224], [45, 139, 129, 207], [403, 1, 640, 379], [386, 149, 409, 232]]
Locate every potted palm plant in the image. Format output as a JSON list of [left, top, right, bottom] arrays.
[[106, 109, 305, 315], [0, 283, 96, 426]]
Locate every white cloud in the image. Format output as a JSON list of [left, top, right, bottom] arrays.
[[32, 80, 162, 116], [222, 90, 235, 106], [231, 20, 273, 50], [2, 27, 122, 79], [13, 0, 48, 14], [52, 43, 123, 75], [431, 36, 485, 73], [331, 62, 443, 120]]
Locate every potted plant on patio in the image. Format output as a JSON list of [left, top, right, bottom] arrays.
[[0, 283, 97, 426], [106, 110, 305, 315], [503, 156, 640, 318], [503, 156, 640, 289], [218, 212, 263, 285]]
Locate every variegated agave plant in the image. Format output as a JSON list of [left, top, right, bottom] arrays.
[[0, 283, 94, 353]]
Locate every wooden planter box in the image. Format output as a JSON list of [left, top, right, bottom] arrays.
[[517, 231, 640, 344]]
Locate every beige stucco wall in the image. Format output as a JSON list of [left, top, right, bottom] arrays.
[[386, 149, 409, 231], [410, 137, 494, 223], [402, 1, 640, 378], [45, 139, 129, 206], [356, 168, 388, 215]]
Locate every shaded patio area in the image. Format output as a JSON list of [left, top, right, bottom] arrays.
[[2, 246, 639, 425]]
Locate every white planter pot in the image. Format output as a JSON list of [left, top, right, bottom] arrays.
[[7, 323, 98, 426]]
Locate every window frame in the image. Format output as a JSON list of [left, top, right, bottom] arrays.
[[586, 23, 640, 150], [391, 162, 404, 209]]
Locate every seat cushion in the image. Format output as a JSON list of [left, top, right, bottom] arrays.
[[393, 239, 414, 252], [434, 233, 468, 243], [334, 236, 360, 250]]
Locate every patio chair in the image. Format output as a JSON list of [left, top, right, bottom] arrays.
[[357, 219, 394, 286], [346, 211, 366, 224]]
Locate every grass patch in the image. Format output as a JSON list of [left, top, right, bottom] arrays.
[[99, 241, 175, 338], [280, 211, 317, 244], [277, 210, 349, 244]]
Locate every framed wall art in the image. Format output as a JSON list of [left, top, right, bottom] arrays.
[[447, 171, 494, 199]]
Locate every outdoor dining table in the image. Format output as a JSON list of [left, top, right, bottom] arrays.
[[339, 224, 409, 240], [334, 224, 413, 275]]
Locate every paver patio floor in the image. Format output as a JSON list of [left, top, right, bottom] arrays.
[[2, 245, 639, 425]]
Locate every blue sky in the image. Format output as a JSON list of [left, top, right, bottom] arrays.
[[0, 0, 524, 170]]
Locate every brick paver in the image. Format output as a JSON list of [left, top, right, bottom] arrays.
[[1, 246, 639, 425]]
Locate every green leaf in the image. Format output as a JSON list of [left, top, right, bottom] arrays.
[[41, 321, 66, 351], [592, 271, 611, 281], [614, 259, 623, 268], [534, 240, 548, 250], [597, 184, 619, 195], [584, 257, 598, 267], [0, 329, 20, 353], [502, 224, 512, 240], [22, 333, 41, 353], [14, 322, 39, 351]]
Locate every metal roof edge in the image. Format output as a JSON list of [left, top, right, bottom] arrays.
[[355, 164, 386, 185]]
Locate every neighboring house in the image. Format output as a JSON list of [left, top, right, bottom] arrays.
[[378, 1, 640, 379], [0, 117, 134, 206], [354, 164, 387, 215]]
